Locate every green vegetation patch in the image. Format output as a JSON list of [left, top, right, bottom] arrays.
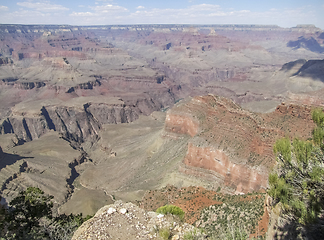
[[198, 193, 266, 239], [269, 108, 324, 225], [0, 187, 92, 240], [157, 204, 185, 221]]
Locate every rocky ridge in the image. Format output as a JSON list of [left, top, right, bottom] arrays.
[[165, 95, 316, 194]]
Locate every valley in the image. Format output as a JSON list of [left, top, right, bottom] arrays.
[[0, 24, 324, 236]]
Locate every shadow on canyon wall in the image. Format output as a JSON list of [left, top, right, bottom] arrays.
[[287, 37, 324, 53], [274, 216, 324, 240], [281, 58, 324, 82], [0, 147, 33, 171]]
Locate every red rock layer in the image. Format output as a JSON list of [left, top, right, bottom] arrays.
[[165, 113, 199, 137], [165, 95, 316, 193], [184, 143, 267, 194]]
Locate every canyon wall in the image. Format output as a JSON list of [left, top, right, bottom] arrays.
[[0, 101, 139, 144], [164, 95, 315, 193], [183, 143, 267, 194]]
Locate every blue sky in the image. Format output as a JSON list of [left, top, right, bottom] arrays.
[[0, 0, 323, 29]]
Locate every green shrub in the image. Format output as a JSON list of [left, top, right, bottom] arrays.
[[269, 108, 324, 224], [156, 205, 185, 221], [159, 227, 171, 240]]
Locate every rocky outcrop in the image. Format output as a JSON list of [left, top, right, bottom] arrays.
[[0, 57, 13, 65], [66, 79, 101, 92], [12, 50, 87, 61], [1, 78, 46, 89], [72, 200, 203, 240]]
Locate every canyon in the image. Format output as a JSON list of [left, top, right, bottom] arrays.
[[0, 24, 324, 218]]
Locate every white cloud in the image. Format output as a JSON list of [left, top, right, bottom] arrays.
[[17, 1, 69, 12], [70, 12, 94, 17], [191, 4, 221, 11], [2, 9, 70, 24], [70, 4, 128, 18], [0, 2, 322, 29], [123, 4, 321, 28], [95, 0, 113, 4], [69, 3, 129, 25], [127, 4, 230, 24], [0, 5, 9, 11], [90, 4, 128, 13]]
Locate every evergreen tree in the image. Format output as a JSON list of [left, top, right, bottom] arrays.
[[1, 187, 53, 239], [0, 187, 91, 240], [269, 108, 324, 224]]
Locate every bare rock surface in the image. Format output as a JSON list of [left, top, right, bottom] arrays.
[[72, 200, 203, 240], [0, 131, 90, 208]]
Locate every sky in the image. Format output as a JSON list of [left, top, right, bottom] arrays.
[[0, 0, 323, 29]]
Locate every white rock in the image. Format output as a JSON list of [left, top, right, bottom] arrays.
[[172, 235, 180, 240], [119, 208, 127, 214], [107, 207, 116, 214], [157, 214, 164, 219]]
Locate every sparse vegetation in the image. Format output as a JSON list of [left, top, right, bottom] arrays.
[[209, 222, 249, 240], [0, 187, 92, 240], [183, 228, 205, 240], [198, 193, 266, 239]]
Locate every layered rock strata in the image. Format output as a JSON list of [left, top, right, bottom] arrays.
[[0, 96, 165, 143], [165, 95, 315, 194]]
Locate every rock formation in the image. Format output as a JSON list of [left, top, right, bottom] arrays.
[[165, 95, 315, 194], [72, 200, 203, 240]]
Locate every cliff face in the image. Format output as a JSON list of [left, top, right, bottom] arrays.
[[164, 95, 315, 193], [12, 50, 87, 61], [0, 131, 92, 207], [164, 113, 199, 137], [0, 100, 141, 144], [183, 143, 267, 193]]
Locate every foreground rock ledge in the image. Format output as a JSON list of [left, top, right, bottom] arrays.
[[72, 200, 203, 240]]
